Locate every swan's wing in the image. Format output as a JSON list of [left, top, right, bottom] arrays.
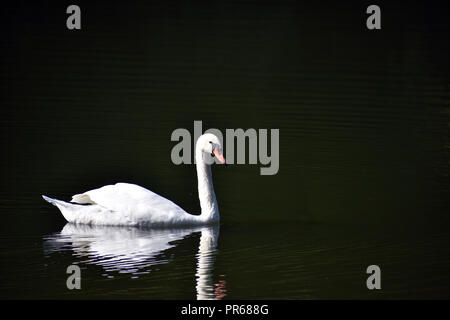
[[71, 183, 188, 218]]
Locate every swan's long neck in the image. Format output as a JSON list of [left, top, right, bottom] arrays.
[[195, 150, 219, 223]]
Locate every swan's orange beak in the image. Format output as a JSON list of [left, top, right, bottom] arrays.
[[213, 149, 226, 165]]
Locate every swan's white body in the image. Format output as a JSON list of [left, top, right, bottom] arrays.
[[42, 133, 226, 227]]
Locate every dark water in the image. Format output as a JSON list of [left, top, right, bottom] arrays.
[[1, 1, 450, 299]]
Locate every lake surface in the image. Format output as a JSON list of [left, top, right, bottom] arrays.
[[1, 1, 449, 299]]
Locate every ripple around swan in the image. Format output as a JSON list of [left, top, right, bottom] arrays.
[[44, 224, 211, 277], [43, 224, 222, 299]]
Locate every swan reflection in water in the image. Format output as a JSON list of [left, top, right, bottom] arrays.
[[44, 223, 225, 299]]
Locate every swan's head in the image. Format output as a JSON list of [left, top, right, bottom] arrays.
[[196, 133, 226, 165]]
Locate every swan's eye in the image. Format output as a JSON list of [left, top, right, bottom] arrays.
[[209, 141, 215, 156]]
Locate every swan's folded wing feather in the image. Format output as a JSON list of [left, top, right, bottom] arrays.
[[71, 193, 96, 204]]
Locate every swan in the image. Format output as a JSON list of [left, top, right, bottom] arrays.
[[42, 133, 226, 227]]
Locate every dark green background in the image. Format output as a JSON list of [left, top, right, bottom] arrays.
[[1, 0, 449, 299]]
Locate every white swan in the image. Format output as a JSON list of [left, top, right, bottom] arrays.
[[42, 133, 226, 227]]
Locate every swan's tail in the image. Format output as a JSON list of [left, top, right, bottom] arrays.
[[42, 194, 118, 225], [42, 195, 82, 223], [42, 195, 69, 208]]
